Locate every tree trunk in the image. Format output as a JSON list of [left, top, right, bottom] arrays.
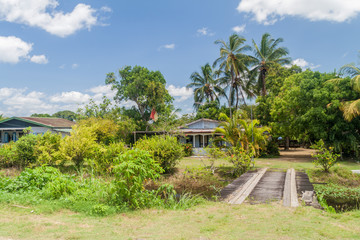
[[235, 87, 239, 110], [261, 69, 267, 96], [240, 88, 247, 106], [285, 136, 290, 151]]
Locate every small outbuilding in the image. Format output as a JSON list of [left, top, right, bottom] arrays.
[[0, 117, 75, 143]]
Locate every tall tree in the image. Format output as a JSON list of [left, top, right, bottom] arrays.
[[187, 63, 223, 109], [252, 33, 291, 96], [105, 66, 173, 123], [214, 34, 253, 115]]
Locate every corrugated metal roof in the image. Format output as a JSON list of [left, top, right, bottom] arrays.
[[19, 117, 75, 128]]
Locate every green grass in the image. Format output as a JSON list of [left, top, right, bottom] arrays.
[[180, 155, 360, 172], [0, 201, 360, 240], [1, 149, 360, 239]]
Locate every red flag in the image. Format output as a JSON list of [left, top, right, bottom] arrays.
[[150, 108, 156, 120]]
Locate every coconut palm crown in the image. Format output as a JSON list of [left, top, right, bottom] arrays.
[[252, 33, 291, 96], [337, 63, 360, 121], [213, 34, 253, 114], [187, 63, 224, 110]]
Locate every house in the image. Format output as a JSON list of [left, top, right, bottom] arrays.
[[0, 117, 75, 143], [178, 118, 222, 155], [132, 118, 224, 156]]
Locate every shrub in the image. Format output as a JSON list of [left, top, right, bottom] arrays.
[[260, 139, 280, 157], [13, 134, 38, 168], [135, 135, 184, 173], [205, 146, 226, 174], [183, 143, 193, 157], [227, 146, 254, 177], [0, 142, 17, 168], [90, 142, 127, 174], [76, 117, 119, 144], [111, 149, 164, 209], [34, 131, 62, 166], [3, 166, 64, 192], [59, 125, 99, 169], [311, 140, 339, 172]]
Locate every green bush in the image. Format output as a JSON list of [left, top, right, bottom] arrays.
[[59, 125, 99, 169], [13, 134, 38, 168], [227, 146, 254, 177], [0, 142, 17, 168], [135, 135, 184, 173], [34, 132, 62, 166], [311, 140, 339, 172], [3, 166, 64, 192], [315, 183, 360, 212], [90, 142, 127, 174], [183, 143, 193, 157], [110, 149, 164, 209], [260, 139, 280, 157]]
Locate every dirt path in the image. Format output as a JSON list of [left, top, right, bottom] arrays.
[[278, 148, 316, 162]]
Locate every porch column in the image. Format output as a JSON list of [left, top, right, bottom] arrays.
[[192, 135, 196, 148], [202, 135, 205, 148]]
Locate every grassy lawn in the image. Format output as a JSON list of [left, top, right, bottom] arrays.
[[1, 201, 360, 240], [1, 148, 360, 239], [180, 149, 360, 172]]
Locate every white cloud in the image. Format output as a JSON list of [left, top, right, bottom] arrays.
[[0, 0, 108, 37], [0, 89, 56, 116], [167, 85, 193, 102], [30, 55, 48, 64], [0, 36, 48, 64], [100, 6, 112, 13], [232, 24, 246, 33], [158, 43, 175, 51], [197, 27, 215, 36], [237, 0, 360, 25], [50, 91, 90, 104], [0, 36, 32, 63], [289, 58, 320, 69], [72, 63, 79, 69], [87, 84, 116, 103]]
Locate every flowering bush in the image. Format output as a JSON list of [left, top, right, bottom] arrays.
[[227, 146, 254, 177], [183, 143, 193, 157], [311, 140, 339, 172]]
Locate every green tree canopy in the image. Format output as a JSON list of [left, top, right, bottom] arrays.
[[52, 110, 77, 121], [258, 67, 360, 155], [105, 66, 173, 123]]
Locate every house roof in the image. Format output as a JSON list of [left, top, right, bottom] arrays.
[[0, 117, 75, 128], [180, 118, 220, 129]]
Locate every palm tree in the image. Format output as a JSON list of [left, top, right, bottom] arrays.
[[214, 34, 253, 116], [252, 33, 291, 96], [335, 63, 360, 121], [187, 63, 224, 110]]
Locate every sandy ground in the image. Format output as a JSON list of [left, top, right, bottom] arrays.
[[278, 148, 316, 162]]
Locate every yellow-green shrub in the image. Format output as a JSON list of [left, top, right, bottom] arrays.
[[134, 135, 184, 173]]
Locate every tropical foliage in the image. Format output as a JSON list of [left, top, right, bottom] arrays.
[[331, 63, 360, 121], [214, 110, 270, 157], [251, 33, 291, 96], [187, 64, 224, 109]]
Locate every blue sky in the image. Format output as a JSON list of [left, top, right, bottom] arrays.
[[0, 0, 359, 117]]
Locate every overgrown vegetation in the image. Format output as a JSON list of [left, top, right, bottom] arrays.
[[309, 167, 360, 212], [135, 135, 184, 173]]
